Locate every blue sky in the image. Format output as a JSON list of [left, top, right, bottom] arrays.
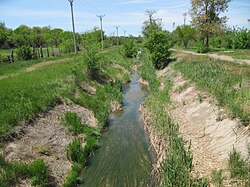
[[0, 0, 250, 36]]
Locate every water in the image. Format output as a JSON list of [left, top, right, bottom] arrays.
[[81, 73, 155, 187]]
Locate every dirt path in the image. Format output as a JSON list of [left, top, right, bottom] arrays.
[[26, 58, 71, 72], [0, 58, 71, 81], [157, 67, 250, 184], [172, 49, 250, 65]]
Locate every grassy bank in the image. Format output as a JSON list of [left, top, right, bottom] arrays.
[[139, 50, 208, 186], [173, 54, 250, 125], [0, 47, 133, 186]]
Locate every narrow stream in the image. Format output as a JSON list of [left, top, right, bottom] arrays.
[[81, 72, 155, 187]]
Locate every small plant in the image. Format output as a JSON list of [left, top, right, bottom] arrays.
[[28, 159, 50, 187], [64, 112, 83, 135], [228, 148, 248, 179], [66, 139, 85, 164], [211, 169, 223, 186], [63, 164, 82, 187], [176, 82, 189, 93]]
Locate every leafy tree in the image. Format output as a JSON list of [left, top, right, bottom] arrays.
[[190, 0, 231, 51], [12, 25, 31, 47], [82, 27, 102, 47], [174, 25, 196, 48], [142, 10, 162, 38], [144, 31, 172, 69], [0, 22, 8, 48]]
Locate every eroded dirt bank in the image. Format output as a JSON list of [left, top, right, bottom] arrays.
[[140, 66, 250, 185]]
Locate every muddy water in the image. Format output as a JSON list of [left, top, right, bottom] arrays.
[[82, 73, 155, 187]]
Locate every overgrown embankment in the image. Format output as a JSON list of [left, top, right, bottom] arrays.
[[138, 50, 208, 186], [173, 52, 250, 125], [0, 47, 134, 186], [140, 49, 250, 186]]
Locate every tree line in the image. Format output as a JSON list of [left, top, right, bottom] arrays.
[[0, 23, 125, 62]]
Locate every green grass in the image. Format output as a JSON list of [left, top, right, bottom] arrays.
[[0, 59, 77, 140], [228, 148, 250, 186], [0, 155, 50, 187], [211, 169, 223, 187], [139, 50, 208, 186], [173, 55, 250, 125], [173, 46, 250, 60], [138, 49, 160, 91], [216, 49, 250, 60], [0, 46, 134, 186], [0, 52, 76, 77]]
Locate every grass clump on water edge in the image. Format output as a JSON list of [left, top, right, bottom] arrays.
[[173, 55, 250, 125], [138, 49, 160, 91], [0, 155, 50, 187], [63, 112, 100, 186]]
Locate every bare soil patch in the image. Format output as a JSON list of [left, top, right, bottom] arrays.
[[4, 101, 97, 186], [158, 67, 250, 184]]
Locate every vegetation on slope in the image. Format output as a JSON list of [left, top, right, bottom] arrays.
[[173, 54, 250, 125]]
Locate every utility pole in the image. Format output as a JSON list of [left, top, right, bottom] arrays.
[[68, 0, 77, 53], [172, 22, 175, 30], [124, 30, 126, 37], [114, 26, 120, 46], [97, 15, 105, 50], [183, 12, 187, 25]]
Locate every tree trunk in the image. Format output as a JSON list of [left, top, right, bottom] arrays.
[[52, 47, 55, 56], [206, 34, 209, 50], [40, 46, 43, 58], [47, 46, 49, 58]]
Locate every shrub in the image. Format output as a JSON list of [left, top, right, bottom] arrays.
[[196, 39, 209, 53], [122, 39, 137, 58], [84, 45, 108, 83], [16, 45, 32, 60], [144, 31, 172, 69]]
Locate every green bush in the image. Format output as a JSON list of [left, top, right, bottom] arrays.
[[144, 31, 172, 69], [16, 45, 32, 60], [84, 45, 108, 82], [122, 39, 137, 58], [196, 39, 209, 53]]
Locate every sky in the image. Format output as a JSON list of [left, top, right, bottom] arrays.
[[0, 0, 250, 36]]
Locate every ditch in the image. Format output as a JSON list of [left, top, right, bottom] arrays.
[[81, 72, 155, 186]]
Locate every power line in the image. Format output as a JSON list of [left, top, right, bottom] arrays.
[[97, 15, 105, 49]]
